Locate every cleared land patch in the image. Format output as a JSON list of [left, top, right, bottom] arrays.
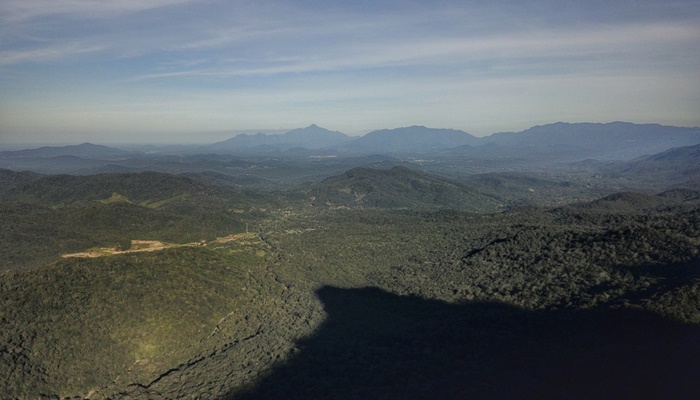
[[61, 233, 258, 258]]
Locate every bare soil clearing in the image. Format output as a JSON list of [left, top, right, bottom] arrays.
[[61, 233, 257, 258]]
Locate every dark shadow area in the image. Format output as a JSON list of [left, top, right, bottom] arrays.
[[584, 259, 700, 305], [618, 258, 700, 285], [230, 286, 699, 400]]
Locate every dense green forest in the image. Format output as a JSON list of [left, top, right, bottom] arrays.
[[0, 166, 698, 399]]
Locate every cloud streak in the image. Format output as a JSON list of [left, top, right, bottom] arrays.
[[0, 43, 104, 66], [0, 0, 204, 22], [126, 21, 699, 81]]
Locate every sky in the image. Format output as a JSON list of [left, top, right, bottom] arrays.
[[1, 0, 699, 144]]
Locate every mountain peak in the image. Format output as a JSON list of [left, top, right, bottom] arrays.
[[288, 124, 338, 134], [208, 124, 350, 152]]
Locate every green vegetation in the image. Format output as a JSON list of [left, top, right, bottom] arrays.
[[0, 201, 247, 269], [0, 170, 285, 270], [260, 205, 699, 314], [307, 166, 502, 211], [0, 167, 698, 399], [0, 241, 272, 397], [98, 192, 131, 204]]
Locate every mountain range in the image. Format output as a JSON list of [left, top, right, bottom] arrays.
[[2, 122, 700, 183], [5, 122, 700, 160], [203, 121, 700, 159]]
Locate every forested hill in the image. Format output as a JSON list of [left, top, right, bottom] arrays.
[[0, 169, 284, 270], [307, 166, 501, 211], [0, 170, 220, 206], [617, 143, 700, 187], [565, 189, 700, 213]]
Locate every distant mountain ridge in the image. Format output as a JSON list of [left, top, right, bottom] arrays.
[[3, 122, 700, 175], [341, 126, 480, 154], [0, 143, 135, 159], [204, 121, 700, 159], [207, 124, 350, 152], [483, 122, 700, 160]]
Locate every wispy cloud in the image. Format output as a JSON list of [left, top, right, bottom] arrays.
[[0, 43, 104, 65], [175, 26, 295, 51], [127, 21, 700, 81], [0, 0, 204, 22]]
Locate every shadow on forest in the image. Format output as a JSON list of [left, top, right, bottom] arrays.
[[231, 286, 699, 400]]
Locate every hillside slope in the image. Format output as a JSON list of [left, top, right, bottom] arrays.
[[0, 170, 280, 270], [308, 166, 500, 211], [617, 143, 700, 187]]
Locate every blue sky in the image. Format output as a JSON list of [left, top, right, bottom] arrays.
[[1, 0, 699, 144]]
